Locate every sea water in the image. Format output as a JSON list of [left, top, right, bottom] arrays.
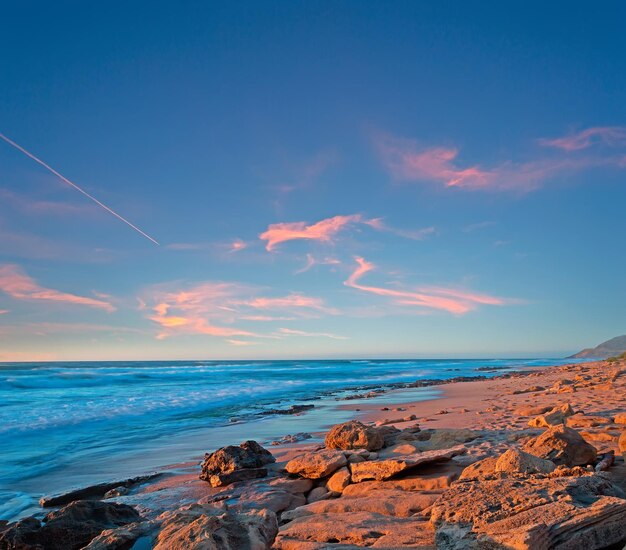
[[0, 358, 580, 520]]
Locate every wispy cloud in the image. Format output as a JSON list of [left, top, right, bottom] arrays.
[[0, 264, 115, 312], [364, 218, 435, 240], [344, 257, 511, 315], [295, 254, 341, 274], [0, 189, 95, 216], [228, 239, 248, 252], [142, 280, 337, 340], [463, 221, 495, 233], [272, 149, 339, 195], [260, 214, 363, 251], [278, 327, 348, 340], [539, 126, 626, 151], [375, 132, 626, 192], [0, 309, 8, 315]]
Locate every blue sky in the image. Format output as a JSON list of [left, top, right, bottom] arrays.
[[0, 1, 624, 361]]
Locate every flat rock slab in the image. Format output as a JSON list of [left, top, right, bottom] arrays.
[[350, 446, 465, 482], [282, 489, 439, 520], [431, 473, 626, 550], [275, 511, 436, 549]]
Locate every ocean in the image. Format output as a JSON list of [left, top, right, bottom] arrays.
[[0, 357, 579, 520]]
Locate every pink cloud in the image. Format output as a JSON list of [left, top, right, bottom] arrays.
[[295, 254, 341, 274], [539, 127, 626, 151], [344, 257, 510, 315], [229, 239, 248, 252], [0, 309, 8, 315], [278, 327, 348, 340], [0, 264, 115, 312], [226, 339, 257, 346], [142, 280, 337, 340], [375, 133, 625, 192], [239, 293, 337, 314], [260, 214, 363, 251]]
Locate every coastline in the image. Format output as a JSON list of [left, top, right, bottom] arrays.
[[3, 357, 625, 549]]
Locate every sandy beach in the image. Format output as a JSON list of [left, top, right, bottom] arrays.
[[3, 357, 625, 549]]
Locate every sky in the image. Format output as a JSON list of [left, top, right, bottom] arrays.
[[0, 1, 625, 361]]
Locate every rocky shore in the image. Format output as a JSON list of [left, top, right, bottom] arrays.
[[2, 358, 626, 549]]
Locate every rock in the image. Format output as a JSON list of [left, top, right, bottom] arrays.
[[282, 488, 439, 520], [275, 511, 435, 549], [83, 521, 155, 549], [515, 404, 553, 416], [495, 448, 556, 475], [154, 504, 277, 550], [343, 470, 456, 494], [0, 501, 142, 550], [527, 403, 574, 428], [566, 413, 613, 428], [458, 456, 498, 480], [257, 404, 314, 416], [103, 486, 129, 499], [350, 446, 465, 482], [39, 473, 161, 507], [324, 420, 384, 451], [306, 487, 329, 503], [431, 472, 626, 549], [522, 425, 597, 466], [326, 467, 351, 493], [414, 429, 479, 451], [285, 449, 347, 479], [270, 433, 312, 446], [620, 431, 626, 456], [200, 440, 275, 487], [614, 412, 626, 424]]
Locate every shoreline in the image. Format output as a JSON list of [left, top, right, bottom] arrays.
[[3, 357, 625, 549]]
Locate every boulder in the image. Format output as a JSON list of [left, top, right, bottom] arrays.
[[326, 467, 351, 493], [350, 446, 465, 482], [431, 472, 626, 549], [154, 504, 277, 550], [614, 412, 626, 425], [324, 420, 384, 451], [306, 487, 329, 503], [522, 425, 597, 466], [495, 448, 556, 475], [200, 440, 275, 487], [458, 456, 498, 480], [0, 501, 142, 550], [527, 403, 574, 428], [285, 449, 347, 479], [620, 431, 626, 456]]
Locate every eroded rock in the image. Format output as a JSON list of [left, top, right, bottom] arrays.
[[200, 440, 275, 487], [285, 450, 347, 479], [0, 501, 142, 550], [350, 446, 465, 482], [431, 472, 626, 549], [324, 420, 384, 451], [494, 448, 555, 475], [522, 424, 597, 466]]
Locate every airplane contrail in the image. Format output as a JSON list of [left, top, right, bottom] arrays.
[[0, 132, 160, 245]]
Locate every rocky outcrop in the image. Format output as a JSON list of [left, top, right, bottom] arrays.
[[200, 440, 275, 487], [154, 504, 277, 550], [458, 456, 498, 480], [285, 449, 347, 479], [350, 446, 465, 482], [0, 500, 142, 550], [620, 430, 626, 456], [522, 424, 597, 466], [431, 471, 626, 549], [324, 420, 384, 451], [275, 511, 435, 549]]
